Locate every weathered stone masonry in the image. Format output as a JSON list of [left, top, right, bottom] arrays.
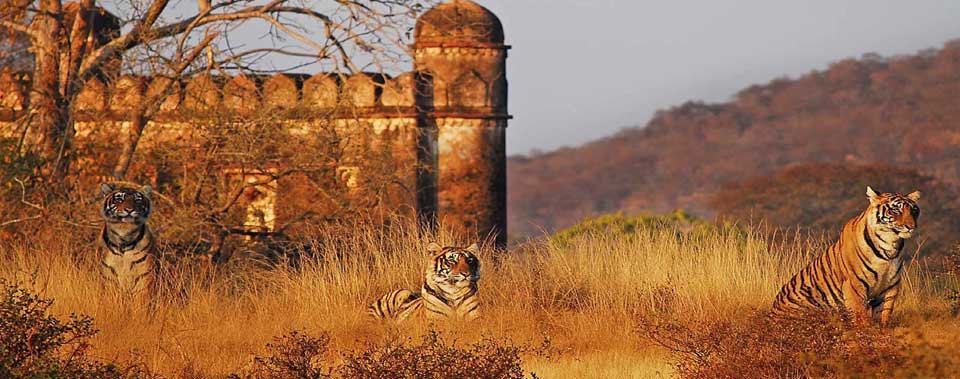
[[0, 0, 510, 247]]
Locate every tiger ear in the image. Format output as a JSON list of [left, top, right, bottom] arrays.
[[465, 243, 480, 254], [99, 183, 114, 196], [426, 242, 442, 253], [907, 190, 921, 202], [140, 185, 152, 199], [866, 186, 880, 204]]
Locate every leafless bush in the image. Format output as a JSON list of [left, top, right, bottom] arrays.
[[0, 280, 153, 379], [235, 331, 331, 379], [340, 331, 528, 379], [944, 244, 960, 316], [638, 309, 960, 378]]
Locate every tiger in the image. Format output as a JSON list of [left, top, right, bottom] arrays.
[[97, 183, 158, 302], [368, 242, 481, 322], [771, 186, 920, 327]]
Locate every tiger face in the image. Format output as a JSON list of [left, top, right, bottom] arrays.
[[426, 243, 481, 288], [866, 186, 920, 239], [100, 183, 152, 225]]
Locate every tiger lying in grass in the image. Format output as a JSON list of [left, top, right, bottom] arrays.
[[369, 243, 481, 322]]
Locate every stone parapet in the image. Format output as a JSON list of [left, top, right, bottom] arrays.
[[0, 71, 427, 122]]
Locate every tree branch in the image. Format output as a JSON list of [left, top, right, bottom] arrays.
[[75, 0, 168, 81], [0, 178, 44, 227], [256, 14, 327, 55], [112, 31, 219, 180], [0, 19, 32, 36], [80, 1, 340, 76]]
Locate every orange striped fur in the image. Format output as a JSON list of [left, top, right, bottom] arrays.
[[368, 243, 481, 322], [772, 186, 920, 326], [97, 183, 158, 302]]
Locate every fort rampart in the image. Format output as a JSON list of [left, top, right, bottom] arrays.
[[0, 0, 510, 247]]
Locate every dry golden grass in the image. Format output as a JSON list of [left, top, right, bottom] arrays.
[[1, 221, 958, 378]]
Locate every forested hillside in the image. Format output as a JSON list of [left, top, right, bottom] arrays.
[[509, 40, 960, 239]]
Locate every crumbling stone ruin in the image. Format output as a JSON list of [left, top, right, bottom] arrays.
[[0, 0, 510, 246]]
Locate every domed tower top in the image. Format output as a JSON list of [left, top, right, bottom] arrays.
[[414, 0, 504, 47]]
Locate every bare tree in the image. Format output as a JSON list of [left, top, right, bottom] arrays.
[[131, 96, 415, 263], [0, 0, 423, 181]]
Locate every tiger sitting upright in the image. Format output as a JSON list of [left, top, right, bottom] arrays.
[[369, 242, 481, 322], [98, 183, 158, 302], [771, 186, 920, 327]]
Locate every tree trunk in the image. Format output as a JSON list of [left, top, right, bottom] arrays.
[[29, 0, 69, 179], [111, 108, 146, 180], [63, 0, 95, 97]]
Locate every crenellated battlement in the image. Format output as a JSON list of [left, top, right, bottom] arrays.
[[0, 0, 511, 247], [0, 68, 510, 122]]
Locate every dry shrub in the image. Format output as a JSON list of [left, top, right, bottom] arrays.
[[236, 331, 331, 379], [945, 246, 960, 317], [233, 330, 531, 379], [340, 331, 528, 379], [639, 309, 960, 379], [0, 280, 149, 379]]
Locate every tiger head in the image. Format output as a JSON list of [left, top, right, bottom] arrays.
[[100, 183, 152, 225], [866, 186, 920, 239], [425, 242, 481, 288]]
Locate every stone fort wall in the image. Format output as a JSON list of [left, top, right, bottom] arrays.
[[0, 0, 510, 246]]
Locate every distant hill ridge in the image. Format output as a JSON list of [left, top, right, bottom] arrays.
[[508, 39, 960, 238]]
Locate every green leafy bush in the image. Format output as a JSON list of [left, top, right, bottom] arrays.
[[551, 210, 740, 246]]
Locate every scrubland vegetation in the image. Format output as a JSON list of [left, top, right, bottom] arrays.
[[2, 214, 959, 378], [509, 40, 960, 243]]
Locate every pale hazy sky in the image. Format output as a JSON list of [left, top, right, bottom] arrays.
[[151, 1, 960, 155], [474, 0, 960, 155]]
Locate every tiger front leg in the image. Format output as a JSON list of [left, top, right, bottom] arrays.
[[841, 280, 870, 325], [875, 282, 901, 328]]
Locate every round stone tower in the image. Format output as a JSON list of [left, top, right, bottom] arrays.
[[413, 0, 509, 248]]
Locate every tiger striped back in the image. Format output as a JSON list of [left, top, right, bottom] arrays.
[[368, 243, 482, 322], [367, 289, 423, 321], [771, 186, 920, 326], [98, 183, 158, 302]]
